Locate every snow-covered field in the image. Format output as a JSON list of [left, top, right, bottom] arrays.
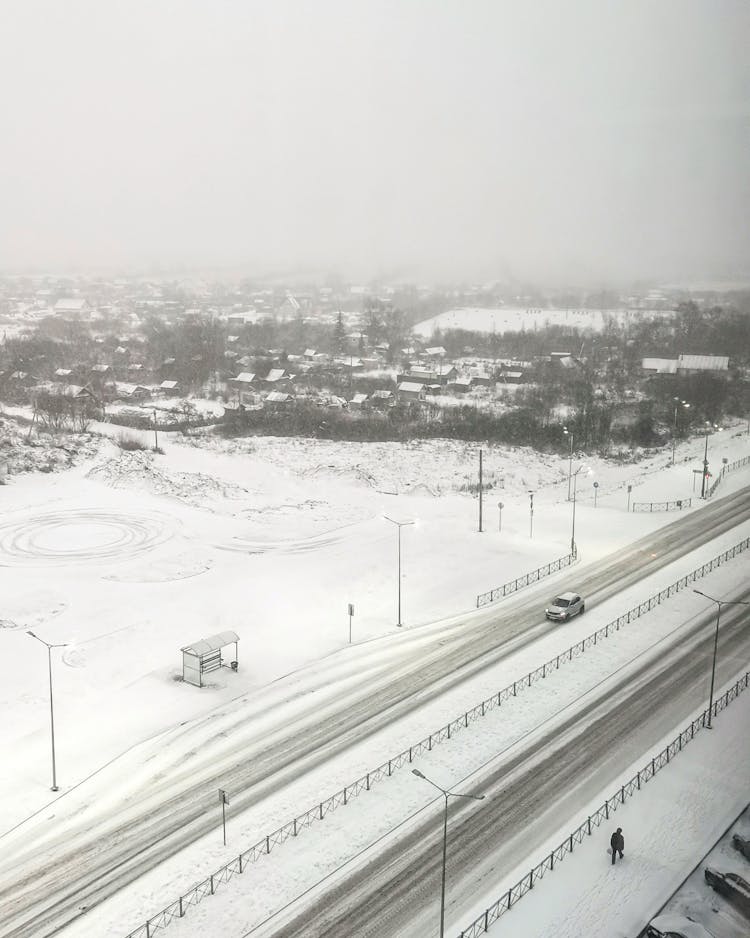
[[413, 305, 668, 338], [1, 415, 749, 938]]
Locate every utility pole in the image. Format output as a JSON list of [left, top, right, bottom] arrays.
[[478, 449, 483, 533], [529, 492, 534, 537], [701, 431, 709, 499], [152, 408, 158, 451]]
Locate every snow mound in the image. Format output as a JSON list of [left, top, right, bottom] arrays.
[[0, 416, 102, 477], [87, 451, 250, 511]]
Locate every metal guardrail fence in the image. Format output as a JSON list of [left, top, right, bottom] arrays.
[[456, 670, 750, 938], [122, 534, 750, 938], [706, 453, 750, 499], [632, 498, 691, 512], [476, 550, 577, 607]]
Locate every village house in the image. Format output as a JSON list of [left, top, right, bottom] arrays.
[[276, 295, 301, 321], [447, 377, 472, 394], [113, 382, 151, 402], [159, 380, 180, 395], [264, 390, 293, 408], [370, 389, 394, 407], [259, 368, 293, 391], [397, 381, 426, 402], [349, 392, 369, 409], [641, 358, 678, 375], [54, 297, 92, 320], [677, 354, 729, 375]]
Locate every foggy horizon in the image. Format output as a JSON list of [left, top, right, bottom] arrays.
[[2, 1, 748, 285]]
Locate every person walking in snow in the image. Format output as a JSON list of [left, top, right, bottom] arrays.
[[610, 827, 624, 864]]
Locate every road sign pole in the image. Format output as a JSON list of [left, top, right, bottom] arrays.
[[219, 789, 229, 845]]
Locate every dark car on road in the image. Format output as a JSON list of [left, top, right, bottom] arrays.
[[704, 867, 750, 916], [732, 832, 750, 861]]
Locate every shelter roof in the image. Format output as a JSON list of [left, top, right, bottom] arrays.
[[182, 630, 239, 657]]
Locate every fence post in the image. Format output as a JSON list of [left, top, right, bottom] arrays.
[[146, 923, 150, 938], [569, 834, 573, 852], [293, 818, 297, 836], [542, 663, 546, 679], [587, 816, 591, 835], [239, 854, 243, 874], [652, 757, 655, 777], [210, 874, 214, 895], [513, 681, 517, 696], [550, 850, 554, 869], [344, 787, 348, 805], [637, 771, 641, 791], [388, 759, 392, 776], [366, 772, 370, 790], [529, 869, 534, 889], [266, 835, 270, 854], [179, 896, 184, 917], [621, 785, 625, 804], [556, 655, 560, 669], [605, 802, 609, 820]]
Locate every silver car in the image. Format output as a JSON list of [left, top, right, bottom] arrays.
[[545, 591, 585, 621]]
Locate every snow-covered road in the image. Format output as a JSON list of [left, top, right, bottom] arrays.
[[1, 488, 749, 937], [1, 421, 748, 938]]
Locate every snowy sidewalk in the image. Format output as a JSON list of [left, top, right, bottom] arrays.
[[459, 680, 750, 938]]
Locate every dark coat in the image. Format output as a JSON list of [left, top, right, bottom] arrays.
[[610, 830, 624, 851]]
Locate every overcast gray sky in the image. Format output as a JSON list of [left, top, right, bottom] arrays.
[[1, 0, 748, 283]]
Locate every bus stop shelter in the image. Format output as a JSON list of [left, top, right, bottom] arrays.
[[181, 630, 239, 687]]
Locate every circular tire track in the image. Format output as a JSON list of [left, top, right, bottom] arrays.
[[0, 509, 175, 566]]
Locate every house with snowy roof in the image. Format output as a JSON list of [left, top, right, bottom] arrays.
[[277, 295, 301, 320], [54, 297, 92, 320], [397, 381, 426, 401], [676, 354, 729, 374]]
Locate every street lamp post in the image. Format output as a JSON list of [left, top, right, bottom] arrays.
[[384, 516, 414, 627], [412, 769, 485, 938], [693, 590, 750, 728], [564, 427, 574, 500], [27, 631, 68, 791], [671, 399, 689, 466]]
